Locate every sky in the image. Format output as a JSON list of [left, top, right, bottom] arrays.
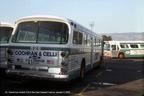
[[0, 0, 144, 34]]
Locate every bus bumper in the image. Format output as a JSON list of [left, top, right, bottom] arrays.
[[5, 70, 69, 82]]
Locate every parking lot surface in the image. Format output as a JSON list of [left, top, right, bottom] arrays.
[[0, 58, 144, 96]]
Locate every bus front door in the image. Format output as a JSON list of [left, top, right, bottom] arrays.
[[111, 45, 118, 58]]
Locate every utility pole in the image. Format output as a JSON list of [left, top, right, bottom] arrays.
[[89, 22, 95, 31]]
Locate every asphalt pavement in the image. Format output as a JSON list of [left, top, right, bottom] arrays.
[[0, 58, 144, 96]]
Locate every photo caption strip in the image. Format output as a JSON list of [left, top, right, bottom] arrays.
[[5, 91, 70, 94]]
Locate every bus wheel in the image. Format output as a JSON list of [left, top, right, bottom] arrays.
[[118, 53, 124, 59], [79, 61, 85, 81]]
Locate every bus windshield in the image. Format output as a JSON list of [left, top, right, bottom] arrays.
[[0, 27, 13, 43], [104, 44, 110, 51], [13, 21, 69, 44]]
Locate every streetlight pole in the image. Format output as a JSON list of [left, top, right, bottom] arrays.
[[89, 22, 95, 31]]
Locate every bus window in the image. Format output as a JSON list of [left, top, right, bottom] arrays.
[[130, 44, 138, 48], [99, 39, 101, 46], [120, 44, 129, 48], [0, 27, 13, 43], [140, 44, 144, 48], [87, 35, 90, 46], [93, 37, 96, 46], [84, 33, 89, 46], [79, 32, 83, 44], [111, 45, 116, 50], [117, 45, 119, 50], [73, 31, 83, 45], [99, 40, 101, 47], [96, 38, 99, 46], [73, 31, 78, 44], [104, 44, 110, 51], [84, 33, 87, 46]]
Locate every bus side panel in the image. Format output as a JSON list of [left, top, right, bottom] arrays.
[[120, 49, 144, 58], [125, 55, 144, 58], [68, 48, 90, 80], [68, 47, 99, 80]]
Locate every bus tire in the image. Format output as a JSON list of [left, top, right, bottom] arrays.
[[118, 53, 124, 59], [79, 60, 85, 81]]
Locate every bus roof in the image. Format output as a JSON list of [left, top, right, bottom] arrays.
[[15, 15, 102, 39], [105, 41, 144, 44], [0, 22, 14, 28]]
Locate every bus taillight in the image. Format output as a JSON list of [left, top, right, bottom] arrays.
[[7, 65, 11, 69], [61, 52, 68, 57], [61, 68, 67, 73], [7, 50, 13, 55], [61, 61, 68, 66]]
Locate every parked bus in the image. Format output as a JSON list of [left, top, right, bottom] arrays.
[[6, 15, 103, 81], [103, 41, 144, 59], [0, 22, 13, 70]]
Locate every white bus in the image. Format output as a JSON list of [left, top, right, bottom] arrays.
[[104, 41, 144, 59], [6, 15, 104, 81], [0, 22, 13, 70]]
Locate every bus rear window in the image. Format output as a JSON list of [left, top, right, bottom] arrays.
[[0, 27, 13, 43], [15, 22, 38, 43], [13, 21, 68, 44]]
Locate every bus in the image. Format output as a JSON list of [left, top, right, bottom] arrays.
[[103, 41, 144, 59], [0, 22, 13, 70], [6, 15, 104, 81]]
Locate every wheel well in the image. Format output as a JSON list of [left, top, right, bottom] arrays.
[[118, 52, 125, 57], [119, 52, 124, 55]]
